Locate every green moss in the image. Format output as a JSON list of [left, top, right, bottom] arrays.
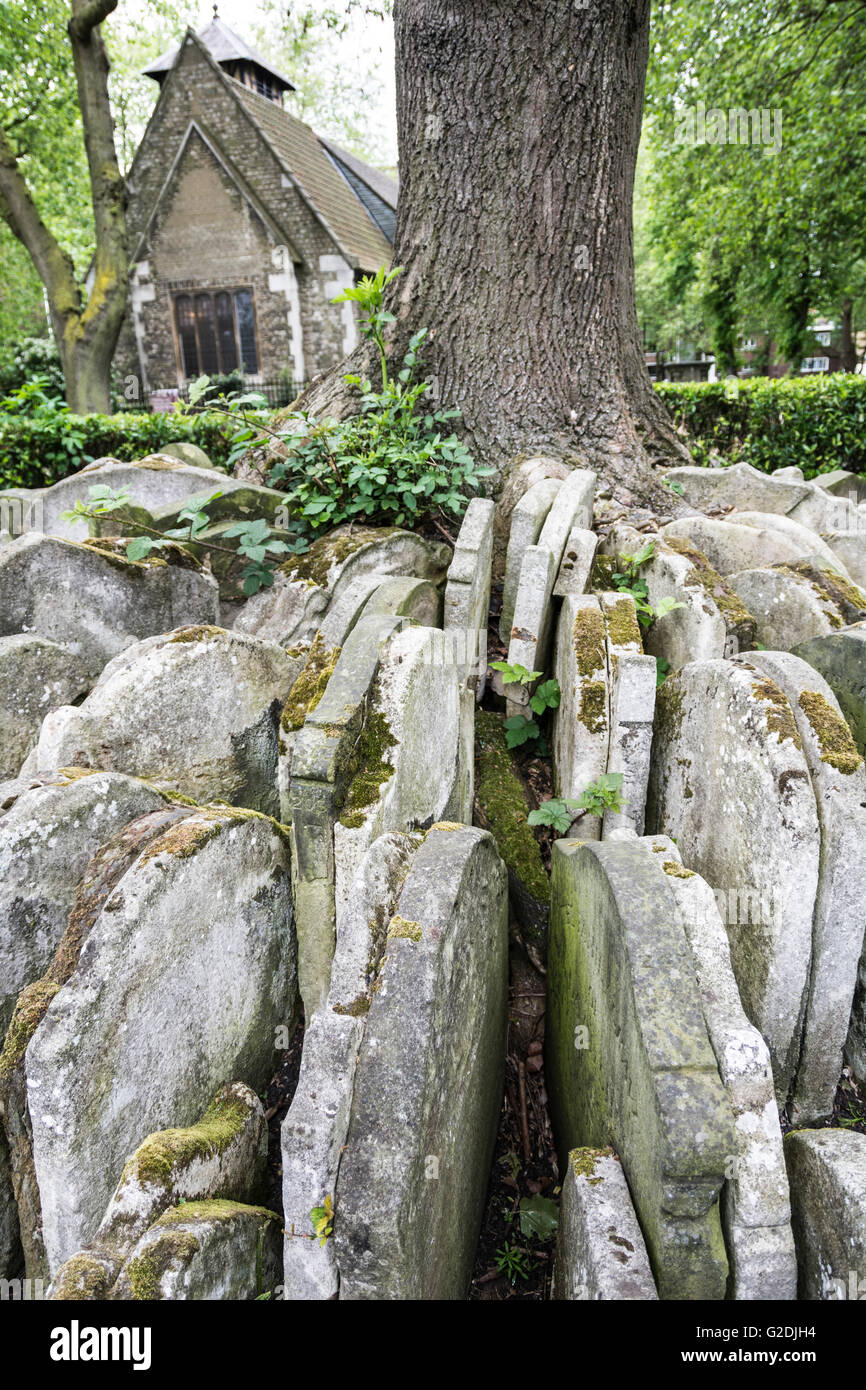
[[50, 1253, 111, 1301], [569, 1146, 613, 1180], [751, 678, 802, 747], [338, 710, 397, 827], [0, 978, 61, 1085], [798, 689, 863, 774], [125, 1090, 253, 1190], [663, 535, 756, 633], [474, 711, 549, 905], [387, 915, 422, 942], [663, 861, 695, 879], [281, 526, 403, 589], [280, 633, 340, 736], [579, 679, 608, 733], [605, 597, 642, 650], [124, 1231, 201, 1300], [655, 678, 685, 741], [775, 561, 866, 625], [137, 805, 286, 865], [167, 625, 226, 644], [155, 1199, 279, 1227], [573, 606, 607, 677], [332, 994, 371, 1017]]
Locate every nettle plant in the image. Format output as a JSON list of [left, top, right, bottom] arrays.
[[61, 482, 306, 596], [491, 661, 561, 755], [528, 772, 625, 835]]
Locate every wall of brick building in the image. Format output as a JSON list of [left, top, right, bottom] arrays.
[[116, 38, 360, 398]]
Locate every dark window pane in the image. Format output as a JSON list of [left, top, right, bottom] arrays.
[[175, 296, 199, 377], [234, 290, 259, 374], [215, 292, 238, 373], [194, 294, 219, 375]]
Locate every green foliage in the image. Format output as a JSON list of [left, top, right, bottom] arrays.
[[0, 409, 246, 489], [60, 483, 305, 596], [0, 339, 65, 401], [494, 1241, 532, 1286], [490, 661, 542, 687], [517, 1195, 559, 1242], [310, 1194, 334, 1247], [595, 541, 685, 632], [494, 665, 560, 754], [255, 270, 494, 532], [528, 774, 625, 835], [656, 657, 672, 688], [655, 375, 866, 476]]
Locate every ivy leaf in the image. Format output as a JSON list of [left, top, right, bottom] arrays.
[[518, 1195, 559, 1242]]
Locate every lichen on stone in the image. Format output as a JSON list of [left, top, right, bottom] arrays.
[[662, 861, 695, 879], [167, 624, 226, 644], [775, 560, 866, 626], [578, 679, 607, 733], [572, 606, 607, 677], [280, 526, 403, 589], [474, 711, 549, 905], [338, 709, 397, 827], [605, 597, 642, 650], [49, 1253, 110, 1301], [124, 1231, 200, 1301], [569, 1145, 614, 1181], [663, 535, 756, 635], [751, 678, 802, 748], [280, 632, 340, 735], [0, 978, 61, 1085], [798, 689, 863, 774], [387, 915, 422, 943]]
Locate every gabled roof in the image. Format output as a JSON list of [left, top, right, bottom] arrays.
[[144, 15, 295, 93], [320, 138, 398, 244], [229, 79, 395, 271]]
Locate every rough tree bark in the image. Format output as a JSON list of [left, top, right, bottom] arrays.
[[0, 0, 127, 414], [303, 0, 691, 511]]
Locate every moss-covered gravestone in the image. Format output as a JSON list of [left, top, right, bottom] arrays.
[[547, 838, 735, 1299]]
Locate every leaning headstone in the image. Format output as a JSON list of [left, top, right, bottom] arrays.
[[499, 479, 562, 641], [656, 846, 797, 1300], [729, 564, 866, 651], [662, 462, 811, 515], [288, 613, 403, 1014], [600, 593, 656, 837], [552, 1148, 658, 1301], [26, 806, 296, 1272], [553, 526, 598, 599], [493, 454, 572, 583], [547, 838, 736, 1299], [784, 1129, 866, 1300], [332, 625, 462, 933], [727, 511, 854, 579], [552, 595, 609, 838], [110, 1200, 282, 1301], [814, 469, 866, 505], [537, 469, 597, 568], [443, 497, 494, 691], [740, 651, 866, 1124], [1, 802, 198, 1280], [158, 441, 219, 472], [0, 636, 89, 780], [47, 1082, 267, 1299], [661, 514, 849, 580], [0, 534, 219, 681], [335, 826, 508, 1299], [793, 622, 866, 756], [29, 627, 303, 815], [0, 771, 168, 1036], [234, 525, 450, 647], [822, 530, 866, 591], [505, 544, 558, 716], [282, 832, 418, 1300], [787, 484, 859, 536], [646, 660, 820, 1102]]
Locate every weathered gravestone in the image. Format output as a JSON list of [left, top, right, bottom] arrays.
[[552, 595, 609, 839], [662, 513, 851, 581], [48, 1082, 267, 1299], [793, 622, 866, 756], [784, 1129, 866, 1300], [729, 563, 866, 652], [499, 479, 562, 642], [737, 651, 866, 1125], [443, 497, 494, 691], [110, 1201, 283, 1301], [0, 636, 89, 781], [0, 535, 219, 681], [552, 1147, 658, 1301], [26, 806, 296, 1272], [646, 660, 820, 1103], [547, 838, 736, 1299], [600, 592, 656, 837], [29, 627, 303, 815], [335, 826, 508, 1300]]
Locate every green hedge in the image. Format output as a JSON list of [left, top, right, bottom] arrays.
[[655, 375, 866, 477], [0, 411, 248, 490]]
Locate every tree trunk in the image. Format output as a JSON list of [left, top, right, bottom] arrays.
[[0, 1, 127, 415], [303, 0, 690, 512], [841, 297, 856, 374]]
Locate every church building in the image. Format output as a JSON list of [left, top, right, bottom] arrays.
[[114, 10, 397, 406]]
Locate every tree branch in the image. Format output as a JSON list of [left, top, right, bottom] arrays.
[[0, 124, 82, 325], [69, 0, 119, 41]]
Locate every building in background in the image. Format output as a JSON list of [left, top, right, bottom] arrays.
[[114, 11, 397, 408]]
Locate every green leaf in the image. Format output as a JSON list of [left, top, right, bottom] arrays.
[[518, 1195, 559, 1241]]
